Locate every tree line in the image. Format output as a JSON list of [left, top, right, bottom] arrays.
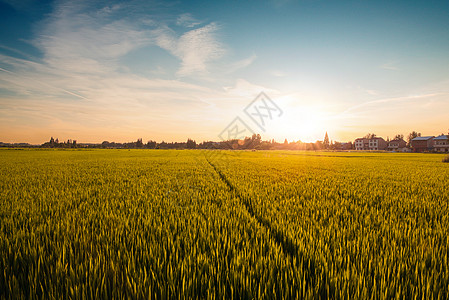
[[35, 134, 353, 150], [2, 130, 446, 150]]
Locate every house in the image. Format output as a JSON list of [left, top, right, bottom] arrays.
[[411, 136, 434, 152], [387, 138, 407, 152], [354, 137, 387, 151], [433, 135, 449, 152], [354, 138, 365, 150]]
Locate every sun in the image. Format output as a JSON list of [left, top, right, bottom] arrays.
[[267, 105, 330, 143]]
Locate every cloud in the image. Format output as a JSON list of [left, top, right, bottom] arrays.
[[176, 13, 202, 28], [365, 89, 378, 96], [380, 62, 399, 70], [97, 4, 122, 16], [340, 93, 448, 119], [271, 70, 287, 77], [26, 1, 231, 78], [153, 22, 225, 76], [0, 64, 87, 100], [0, 44, 35, 60], [223, 54, 257, 74], [33, 2, 150, 75], [223, 78, 278, 98]]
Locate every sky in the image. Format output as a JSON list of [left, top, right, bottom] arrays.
[[0, 0, 448, 144]]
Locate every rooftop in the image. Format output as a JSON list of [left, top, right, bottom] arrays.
[[355, 137, 385, 141], [389, 139, 405, 143], [434, 135, 448, 140], [411, 136, 434, 141]]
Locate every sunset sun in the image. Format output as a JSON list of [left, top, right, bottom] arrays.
[[267, 104, 331, 143]]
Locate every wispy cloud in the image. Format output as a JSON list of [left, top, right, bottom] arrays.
[[0, 64, 87, 100], [223, 54, 257, 74], [343, 93, 445, 115], [153, 22, 225, 76], [365, 89, 378, 96], [0, 44, 35, 60], [176, 13, 202, 28], [33, 2, 149, 75], [223, 78, 278, 97], [271, 70, 287, 77], [380, 62, 399, 70]]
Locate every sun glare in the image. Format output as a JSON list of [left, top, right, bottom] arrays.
[[268, 106, 330, 143]]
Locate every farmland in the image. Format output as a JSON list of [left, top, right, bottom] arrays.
[[1, 149, 448, 298]]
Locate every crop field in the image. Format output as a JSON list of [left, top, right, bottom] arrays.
[[1, 149, 448, 299]]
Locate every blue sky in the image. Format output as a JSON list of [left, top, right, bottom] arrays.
[[1, 0, 448, 143]]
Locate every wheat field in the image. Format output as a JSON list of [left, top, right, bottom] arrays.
[[1, 149, 448, 299]]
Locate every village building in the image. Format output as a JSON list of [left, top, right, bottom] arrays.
[[433, 135, 449, 152], [411, 136, 434, 153], [354, 137, 387, 151], [387, 138, 407, 152]]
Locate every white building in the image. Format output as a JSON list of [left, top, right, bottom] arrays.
[[434, 135, 449, 152], [354, 137, 387, 151]]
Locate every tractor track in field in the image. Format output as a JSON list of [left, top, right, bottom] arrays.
[[205, 158, 302, 260]]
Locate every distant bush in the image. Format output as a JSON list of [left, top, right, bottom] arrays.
[[443, 154, 449, 163]]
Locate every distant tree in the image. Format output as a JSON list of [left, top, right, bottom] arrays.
[[323, 132, 330, 149], [251, 134, 261, 145], [186, 138, 196, 149], [364, 133, 376, 139], [243, 134, 260, 149], [331, 141, 342, 150], [146, 140, 157, 149], [136, 138, 143, 148], [407, 131, 421, 147], [284, 139, 288, 145], [394, 134, 404, 140]]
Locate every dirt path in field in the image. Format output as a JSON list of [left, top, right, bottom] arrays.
[[205, 158, 302, 260]]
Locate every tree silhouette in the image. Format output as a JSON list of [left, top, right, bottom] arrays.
[[324, 132, 330, 149], [407, 131, 421, 147], [364, 133, 376, 139], [394, 134, 404, 140], [136, 138, 143, 148], [186, 138, 196, 149]]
